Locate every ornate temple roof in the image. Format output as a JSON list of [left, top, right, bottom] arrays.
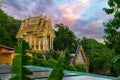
[[16, 15, 55, 38]]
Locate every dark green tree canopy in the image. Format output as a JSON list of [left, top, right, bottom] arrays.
[[103, 0, 120, 76], [54, 24, 79, 53], [80, 37, 113, 72], [0, 9, 21, 47], [103, 0, 120, 53]]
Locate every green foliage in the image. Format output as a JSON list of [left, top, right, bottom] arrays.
[[75, 64, 87, 72], [54, 24, 80, 52], [80, 37, 113, 72], [32, 52, 44, 65], [66, 64, 87, 72], [47, 58, 57, 68], [44, 49, 60, 60], [38, 59, 48, 67], [103, 0, 120, 76], [112, 55, 120, 63], [47, 48, 69, 80], [0, 9, 21, 47], [103, 8, 114, 14], [0, 24, 10, 46], [111, 62, 120, 77], [116, 76, 120, 80], [10, 39, 34, 80], [32, 52, 57, 67], [66, 65, 77, 71]]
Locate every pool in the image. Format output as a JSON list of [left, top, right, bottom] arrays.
[[25, 65, 115, 80]]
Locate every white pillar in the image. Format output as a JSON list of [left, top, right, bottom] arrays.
[[30, 34, 32, 47], [51, 38, 53, 49], [34, 35, 36, 50], [50, 37, 51, 49], [46, 37, 48, 50], [44, 37, 46, 51], [42, 38, 44, 50], [38, 38, 41, 51]]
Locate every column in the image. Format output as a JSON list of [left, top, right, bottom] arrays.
[[44, 37, 46, 51], [38, 38, 41, 51], [51, 38, 53, 49], [46, 37, 48, 50], [43, 38, 45, 50], [30, 34, 32, 47], [34, 35, 36, 50], [49, 37, 51, 49]]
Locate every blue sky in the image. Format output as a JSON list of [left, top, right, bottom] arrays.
[[2, 0, 112, 42]]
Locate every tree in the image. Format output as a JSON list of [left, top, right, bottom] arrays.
[[103, 0, 120, 76], [0, 9, 21, 47], [10, 39, 34, 80], [47, 48, 69, 80], [80, 37, 113, 73], [0, 24, 10, 45], [54, 24, 79, 52]]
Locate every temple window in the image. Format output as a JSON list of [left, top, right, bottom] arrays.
[[31, 20, 37, 23]]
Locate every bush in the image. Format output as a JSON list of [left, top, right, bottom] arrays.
[[44, 49, 60, 60], [116, 76, 120, 80], [47, 58, 57, 68], [32, 53, 44, 65], [75, 64, 88, 72], [66, 65, 77, 71], [47, 48, 69, 80], [39, 59, 48, 67], [111, 62, 120, 77]]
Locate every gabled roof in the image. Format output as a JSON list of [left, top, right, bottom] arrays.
[[70, 45, 89, 67], [16, 15, 55, 38], [0, 45, 14, 50]]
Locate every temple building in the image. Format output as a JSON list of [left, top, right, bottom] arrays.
[[16, 15, 55, 52], [0, 45, 14, 64], [70, 45, 89, 68]]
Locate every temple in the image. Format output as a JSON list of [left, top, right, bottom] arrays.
[[16, 15, 55, 52], [70, 45, 89, 68]]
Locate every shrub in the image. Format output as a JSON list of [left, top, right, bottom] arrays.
[[75, 64, 87, 72], [44, 49, 60, 60], [116, 76, 120, 80], [47, 48, 69, 80], [66, 65, 77, 71], [39, 59, 48, 67], [32, 53, 44, 65], [47, 58, 57, 68]]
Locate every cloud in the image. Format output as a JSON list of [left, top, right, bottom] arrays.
[[90, 20, 102, 28], [53, 0, 90, 27], [3, 0, 54, 19], [2, 0, 107, 42], [71, 18, 104, 42]]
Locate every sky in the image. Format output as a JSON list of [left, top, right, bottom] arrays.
[[2, 0, 112, 42]]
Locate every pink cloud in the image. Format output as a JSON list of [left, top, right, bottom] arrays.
[[73, 27, 87, 32], [90, 20, 102, 27], [54, 0, 90, 27]]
